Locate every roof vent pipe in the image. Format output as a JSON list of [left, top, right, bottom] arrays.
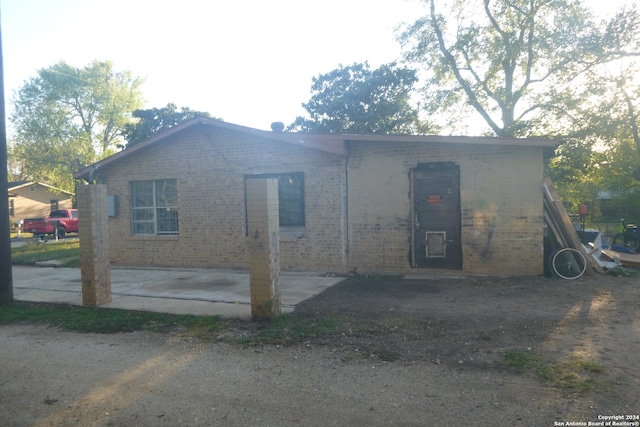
[[271, 122, 285, 132]]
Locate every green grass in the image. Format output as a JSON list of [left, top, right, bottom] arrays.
[[503, 349, 607, 393], [0, 301, 223, 335], [503, 349, 549, 376], [235, 313, 345, 346], [11, 240, 80, 267], [0, 301, 345, 346], [11, 232, 34, 239]]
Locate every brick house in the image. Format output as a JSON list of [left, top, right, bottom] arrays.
[[74, 118, 559, 276], [8, 181, 74, 226]]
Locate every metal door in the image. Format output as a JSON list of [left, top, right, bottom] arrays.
[[411, 162, 462, 269]]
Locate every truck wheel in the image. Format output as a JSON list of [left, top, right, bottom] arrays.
[[56, 227, 66, 238]]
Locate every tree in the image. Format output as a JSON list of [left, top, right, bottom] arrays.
[[6, 141, 27, 183], [289, 62, 433, 134], [122, 103, 212, 148], [400, 0, 640, 137], [546, 82, 640, 220], [10, 60, 144, 192], [545, 10, 640, 219]]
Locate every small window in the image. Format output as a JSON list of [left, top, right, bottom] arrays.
[[131, 179, 179, 235], [8, 199, 14, 217], [50, 199, 59, 211], [245, 173, 305, 227]]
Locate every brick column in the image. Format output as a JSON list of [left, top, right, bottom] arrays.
[[246, 178, 281, 319], [77, 184, 111, 306]]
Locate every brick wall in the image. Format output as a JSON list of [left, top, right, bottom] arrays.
[[98, 126, 348, 272], [347, 141, 545, 276], [96, 124, 546, 276]]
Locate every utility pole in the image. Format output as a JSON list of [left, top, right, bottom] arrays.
[[0, 11, 14, 305]]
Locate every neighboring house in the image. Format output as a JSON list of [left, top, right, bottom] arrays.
[[8, 181, 74, 225], [74, 118, 559, 276]]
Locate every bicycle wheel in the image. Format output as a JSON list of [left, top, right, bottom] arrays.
[[612, 232, 639, 252], [549, 248, 587, 280]]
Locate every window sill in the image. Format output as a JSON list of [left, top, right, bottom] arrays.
[[280, 228, 306, 241], [131, 235, 179, 241]]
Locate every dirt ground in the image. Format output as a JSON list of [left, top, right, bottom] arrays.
[[1, 273, 639, 426]]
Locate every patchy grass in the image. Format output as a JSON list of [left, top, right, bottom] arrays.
[[0, 302, 341, 345], [11, 232, 34, 239], [234, 313, 345, 346], [503, 349, 607, 393], [503, 349, 548, 375], [179, 317, 228, 341], [0, 301, 223, 335], [370, 348, 401, 362], [11, 240, 80, 267], [541, 355, 607, 392]]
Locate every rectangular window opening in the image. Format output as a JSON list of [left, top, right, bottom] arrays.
[[244, 173, 305, 229], [131, 179, 179, 235]]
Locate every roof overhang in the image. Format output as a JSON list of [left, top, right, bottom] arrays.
[[74, 118, 348, 181], [341, 133, 562, 149], [74, 118, 562, 181], [8, 181, 75, 196]]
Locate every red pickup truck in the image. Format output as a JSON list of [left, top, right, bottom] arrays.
[[23, 209, 79, 238]]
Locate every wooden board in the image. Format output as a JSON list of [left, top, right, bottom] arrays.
[[601, 249, 640, 268], [543, 178, 604, 274]]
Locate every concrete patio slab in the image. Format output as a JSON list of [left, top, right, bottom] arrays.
[[11, 266, 345, 319]]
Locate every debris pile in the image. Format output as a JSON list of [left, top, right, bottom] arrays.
[[543, 178, 619, 276]]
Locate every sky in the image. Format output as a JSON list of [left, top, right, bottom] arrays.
[[0, 0, 631, 133]]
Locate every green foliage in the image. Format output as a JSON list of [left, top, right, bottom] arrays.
[[10, 60, 144, 192], [290, 62, 433, 134], [400, 0, 640, 138], [6, 141, 27, 183], [546, 138, 602, 214], [547, 136, 640, 221], [122, 103, 213, 148]]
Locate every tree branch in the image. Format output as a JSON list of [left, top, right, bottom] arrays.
[[430, 0, 504, 135], [620, 85, 640, 155]]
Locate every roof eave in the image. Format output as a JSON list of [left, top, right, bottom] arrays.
[[7, 181, 74, 195], [342, 133, 562, 148], [74, 118, 561, 180], [74, 118, 348, 180], [75, 118, 209, 180]]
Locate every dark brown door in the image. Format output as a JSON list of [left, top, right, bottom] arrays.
[[412, 162, 462, 269]]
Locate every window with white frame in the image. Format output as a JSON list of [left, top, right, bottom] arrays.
[[131, 179, 179, 235]]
